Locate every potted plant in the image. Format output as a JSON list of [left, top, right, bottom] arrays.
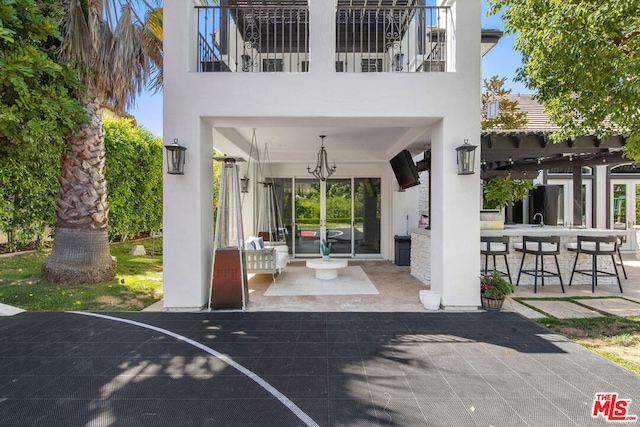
[[321, 238, 332, 261], [480, 270, 515, 311]]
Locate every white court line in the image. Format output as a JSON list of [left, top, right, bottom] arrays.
[[69, 311, 319, 427]]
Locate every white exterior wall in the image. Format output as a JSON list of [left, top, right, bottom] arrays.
[[163, 0, 481, 310], [595, 165, 608, 229]]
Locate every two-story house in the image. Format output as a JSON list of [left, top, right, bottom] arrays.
[[163, 0, 493, 310]]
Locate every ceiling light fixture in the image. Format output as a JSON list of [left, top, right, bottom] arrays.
[[307, 135, 336, 181]]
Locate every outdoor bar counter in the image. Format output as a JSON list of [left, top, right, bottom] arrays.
[[410, 226, 633, 288]]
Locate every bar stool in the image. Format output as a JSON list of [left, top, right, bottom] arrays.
[[515, 236, 565, 293], [615, 235, 628, 280], [567, 235, 623, 293], [481, 236, 512, 283]]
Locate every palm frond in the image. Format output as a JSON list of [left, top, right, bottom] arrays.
[[59, 0, 164, 109], [142, 24, 164, 92], [146, 7, 162, 41], [109, 5, 150, 110], [59, 0, 94, 69]]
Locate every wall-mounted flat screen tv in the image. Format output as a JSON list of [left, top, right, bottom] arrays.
[[390, 150, 420, 190]]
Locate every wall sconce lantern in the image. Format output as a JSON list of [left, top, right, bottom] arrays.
[[165, 139, 187, 175], [455, 139, 477, 175], [240, 175, 250, 193]]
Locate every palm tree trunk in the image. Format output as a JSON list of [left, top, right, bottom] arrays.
[[41, 88, 116, 284]]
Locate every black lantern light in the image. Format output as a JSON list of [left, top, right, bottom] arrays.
[[455, 139, 477, 175], [165, 139, 187, 175]]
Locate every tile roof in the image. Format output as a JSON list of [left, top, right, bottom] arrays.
[[484, 93, 561, 134]]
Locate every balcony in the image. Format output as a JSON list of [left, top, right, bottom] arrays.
[[336, 5, 449, 73], [196, 2, 450, 73]]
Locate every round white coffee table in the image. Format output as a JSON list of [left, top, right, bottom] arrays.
[[305, 259, 348, 280]]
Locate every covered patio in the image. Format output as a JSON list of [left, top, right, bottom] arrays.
[[203, 255, 640, 314]]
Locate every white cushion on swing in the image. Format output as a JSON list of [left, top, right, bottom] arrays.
[[245, 236, 264, 250]]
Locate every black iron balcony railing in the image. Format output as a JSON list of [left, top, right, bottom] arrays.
[[196, 4, 449, 73], [335, 6, 449, 73], [196, 4, 310, 73]]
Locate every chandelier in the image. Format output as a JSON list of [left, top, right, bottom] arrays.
[[307, 135, 336, 181]]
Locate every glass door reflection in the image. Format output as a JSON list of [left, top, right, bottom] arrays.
[[293, 179, 321, 255], [325, 179, 352, 255]]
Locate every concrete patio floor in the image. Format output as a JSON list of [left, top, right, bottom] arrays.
[[202, 252, 640, 319]]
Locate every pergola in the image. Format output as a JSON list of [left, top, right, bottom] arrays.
[[480, 131, 627, 180], [480, 130, 629, 226]]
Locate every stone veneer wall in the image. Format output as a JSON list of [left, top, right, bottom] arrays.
[[410, 231, 430, 285], [417, 171, 429, 225]]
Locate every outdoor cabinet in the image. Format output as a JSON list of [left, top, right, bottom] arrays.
[[529, 185, 561, 226], [210, 248, 248, 309]]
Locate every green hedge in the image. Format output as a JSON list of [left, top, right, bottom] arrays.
[[0, 117, 163, 250], [0, 0, 85, 251], [0, 152, 60, 251], [104, 118, 163, 241]]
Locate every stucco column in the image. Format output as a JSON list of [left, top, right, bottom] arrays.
[[162, 118, 214, 309], [429, 120, 481, 309], [309, 0, 335, 74], [595, 165, 608, 229], [429, 0, 481, 309], [162, 1, 215, 309]]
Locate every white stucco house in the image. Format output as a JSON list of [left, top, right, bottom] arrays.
[[162, 0, 498, 310]]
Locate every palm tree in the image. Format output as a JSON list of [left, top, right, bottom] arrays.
[[41, 0, 162, 284]]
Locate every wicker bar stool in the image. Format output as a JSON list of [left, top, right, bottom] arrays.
[[515, 236, 565, 293], [481, 236, 512, 283], [567, 235, 623, 293]]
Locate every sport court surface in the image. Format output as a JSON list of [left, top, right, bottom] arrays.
[[1, 310, 639, 426]]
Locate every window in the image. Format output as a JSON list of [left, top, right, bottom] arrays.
[[262, 59, 284, 72], [548, 166, 593, 175], [611, 164, 640, 174], [361, 58, 382, 72]]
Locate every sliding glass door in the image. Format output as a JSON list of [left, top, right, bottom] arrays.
[[326, 179, 352, 255], [354, 178, 381, 255], [271, 177, 381, 257], [293, 179, 321, 255]]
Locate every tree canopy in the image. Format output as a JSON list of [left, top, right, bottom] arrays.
[[488, 0, 640, 158], [482, 75, 528, 130], [0, 0, 85, 158]]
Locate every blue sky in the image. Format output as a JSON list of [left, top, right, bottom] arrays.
[[129, 2, 529, 138]]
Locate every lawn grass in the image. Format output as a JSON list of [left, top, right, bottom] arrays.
[[0, 238, 163, 311], [535, 315, 640, 375]]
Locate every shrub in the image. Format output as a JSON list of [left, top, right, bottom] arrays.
[[104, 118, 163, 241]]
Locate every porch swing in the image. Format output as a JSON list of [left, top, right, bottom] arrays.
[[257, 143, 287, 245], [242, 131, 290, 280]]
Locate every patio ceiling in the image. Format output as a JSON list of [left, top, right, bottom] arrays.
[[206, 117, 437, 164]]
